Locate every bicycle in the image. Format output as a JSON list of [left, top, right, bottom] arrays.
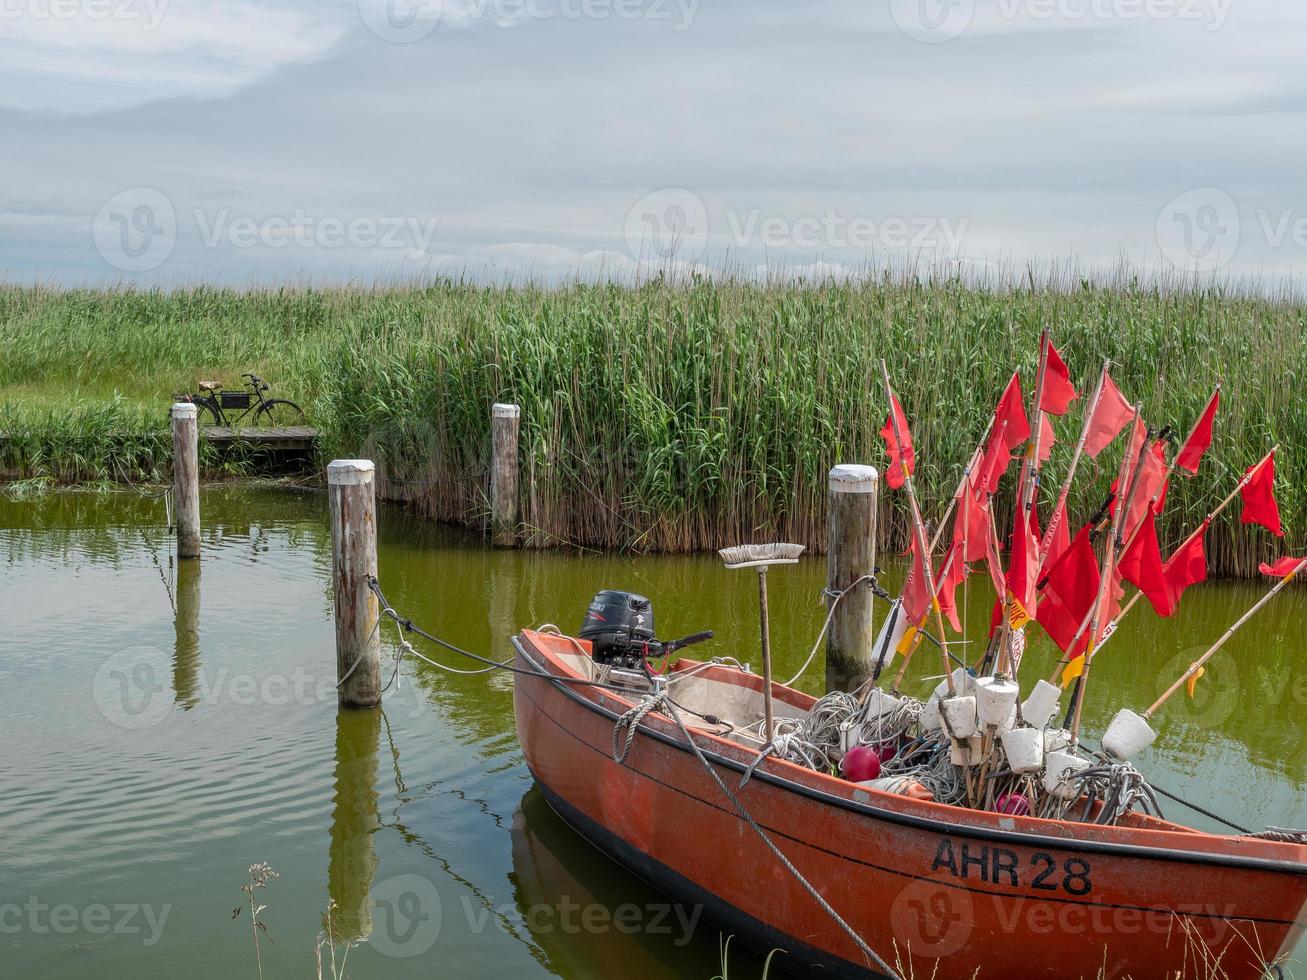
[[179, 373, 307, 428]]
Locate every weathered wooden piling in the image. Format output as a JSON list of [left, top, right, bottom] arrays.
[[826, 464, 879, 692], [490, 403, 521, 547], [171, 402, 201, 559], [328, 459, 381, 708]]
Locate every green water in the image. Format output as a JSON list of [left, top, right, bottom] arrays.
[[2, 485, 1306, 978]]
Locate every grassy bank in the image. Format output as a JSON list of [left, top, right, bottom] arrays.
[[1, 279, 1303, 574]]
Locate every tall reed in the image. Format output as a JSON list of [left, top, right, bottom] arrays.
[[2, 276, 1303, 575]]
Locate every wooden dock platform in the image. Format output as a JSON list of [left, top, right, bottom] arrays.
[[201, 426, 318, 452]]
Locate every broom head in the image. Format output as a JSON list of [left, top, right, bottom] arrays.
[[718, 542, 806, 569]]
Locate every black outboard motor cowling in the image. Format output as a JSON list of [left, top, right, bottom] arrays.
[[580, 590, 654, 667]]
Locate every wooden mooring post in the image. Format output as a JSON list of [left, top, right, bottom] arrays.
[[172, 402, 201, 560], [490, 403, 521, 547], [826, 464, 879, 692], [329, 459, 381, 708]]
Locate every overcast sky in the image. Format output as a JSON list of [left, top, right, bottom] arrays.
[[2, 0, 1305, 288]]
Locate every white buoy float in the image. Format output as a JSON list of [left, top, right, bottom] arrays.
[[1021, 679, 1062, 730], [1102, 707, 1157, 761], [941, 695, 978, 740], [1001, 726, 1045, 774], [975, 677, 1020, 729]]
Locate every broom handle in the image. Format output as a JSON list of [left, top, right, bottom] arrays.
[[880, 359, 957, 696], [1144, 557, 1307, 718], [758, 566, 775, 741]]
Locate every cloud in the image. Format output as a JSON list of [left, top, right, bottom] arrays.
[[1, 0, 1306, 287]]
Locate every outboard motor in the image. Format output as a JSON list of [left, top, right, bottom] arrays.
[[580, 590, 713, 670]]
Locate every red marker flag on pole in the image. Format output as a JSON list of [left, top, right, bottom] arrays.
[[1036, 524, 1100, 656], [1260, 556, 1307, 578], [1124, 440, 1170, 542], [1083, 370, 1133, 459], [880, 393, 915, 490], [1163, 520, 1209, 607], [1007, 505, 1040, 628], [1241, 452, 1283, 537], [1038, 415, 1056, 463], [937, 543, 966, 633], [1042, 496, 1073, 570], [902, 535, 932, 626], [980, 373, 1030, 493], [1176, 388, 1220, 475], [1118, 510, 1172, 616], [1040, 340, 1079, 416], [952, 472, 990, 563]]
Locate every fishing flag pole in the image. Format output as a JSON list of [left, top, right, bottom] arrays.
[[1144, 557, 1307, 719], [1067, 406, 1145, 747], [1039, 358, 1109, 568], [1045, 442, 1280, 685], [880, 360, 958, 696]]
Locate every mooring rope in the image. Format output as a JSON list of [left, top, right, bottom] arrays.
[[782, 574, 878, 688], [366, 575, 899, 978]]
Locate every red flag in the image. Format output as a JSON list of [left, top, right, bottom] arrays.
[[1006, 505, 1039, 627], [980, 373, 1030, 492], [1163, 520, 1209, 607], [880, 393, 915, 490], [1042, 496, 1073, 570], [1176, 389, 1220, 476], [1036, 525, 1099, 656], [902, 536, 933, 626], [936, 544, 966, 633], [1241, 453, 1283, 537], [952, 472, 990, 563], [1083, 371, 1133, 459], [1038, 415, 1056, 463], [1041, 341, 1078, 416], [1124, 440, 1169, 542], [1118, 510, 1172, 616], [1260, 556, 1307, 578]]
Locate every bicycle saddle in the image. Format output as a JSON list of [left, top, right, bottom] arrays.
[[197, 380, 222, 391]]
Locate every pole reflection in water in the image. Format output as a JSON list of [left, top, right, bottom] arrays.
[[327, 707, 382, 941], [173, 557, 202, 708]]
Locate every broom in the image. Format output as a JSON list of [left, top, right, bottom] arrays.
[[719, 543, 806, 741]]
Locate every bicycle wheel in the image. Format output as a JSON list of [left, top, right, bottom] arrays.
[[194, 397, 223, 427], [254, 398, 306, 428]]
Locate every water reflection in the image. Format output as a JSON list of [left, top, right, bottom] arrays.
[[173, 558, 202, 708], [508, 787, 726, 980], [327, 707, 382, 942]]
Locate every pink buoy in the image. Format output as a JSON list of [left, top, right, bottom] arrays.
[[996, 793, 1031, 817], [875, 741, 898, 764], [840, 745, 882, 783]]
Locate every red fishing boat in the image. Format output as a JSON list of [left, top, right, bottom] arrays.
[[512, 627, 1307, 979]]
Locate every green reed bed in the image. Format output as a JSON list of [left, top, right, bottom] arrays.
[[2, 278, 1304, 575]]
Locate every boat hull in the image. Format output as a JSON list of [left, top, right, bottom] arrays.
[[513, 630, 1307, 978]]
